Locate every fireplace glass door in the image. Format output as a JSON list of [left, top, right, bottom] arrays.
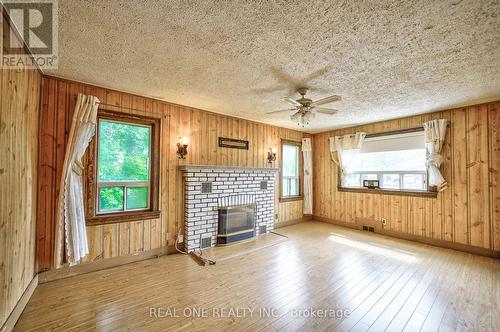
[[217, 205, 255, 244]]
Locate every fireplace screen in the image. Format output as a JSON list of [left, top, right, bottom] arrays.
[[217, 204, 255, 245]]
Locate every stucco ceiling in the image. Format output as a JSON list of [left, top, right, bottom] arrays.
[[46, 0, 500, 132]]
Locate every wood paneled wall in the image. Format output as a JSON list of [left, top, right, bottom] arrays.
[[0, 18, 42, 327], [312, 101, 500, 252], [37, 76, 307, 271]]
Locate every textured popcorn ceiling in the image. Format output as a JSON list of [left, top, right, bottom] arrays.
[[46, 0, 500, 132]]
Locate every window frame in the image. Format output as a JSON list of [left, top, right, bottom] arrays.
[[95, 118, 152, 214], [280, 139, 303, 202], [337, 127, 437, 198], [85, 109, 161, 225], [344, 171, 428, 190]]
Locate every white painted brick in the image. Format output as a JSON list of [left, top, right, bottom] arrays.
[[182, 167, 276, 251]]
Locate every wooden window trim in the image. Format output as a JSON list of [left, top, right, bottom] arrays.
[[337, 186, 438, 198], [280, 139, 303, 202], [85, 109, 161, 226], [336, 126, 437, 198]]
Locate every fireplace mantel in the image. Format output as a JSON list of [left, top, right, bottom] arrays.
[[179, 164, 278, 172]]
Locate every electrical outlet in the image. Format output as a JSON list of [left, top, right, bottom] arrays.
[[177, 234, 184, 243], [274, 213, 279, 220], [381, 218, 387, 226]]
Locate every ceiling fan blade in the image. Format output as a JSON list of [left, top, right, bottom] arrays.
[[311, 95, 341, 106], [265, 108, 296, 115], [314, 107, 339, 115], [280, 97, 302, 107]]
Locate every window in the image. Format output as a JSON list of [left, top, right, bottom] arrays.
[[97, 119, 151, 213], [86, 110, 160, 225], [342, 130, 428, 192], [281, 140, 302, 200]]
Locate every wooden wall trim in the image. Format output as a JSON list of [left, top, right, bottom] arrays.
[[302, 214, 313, 221], [38, 245, 177, 283], [0, 275, 38, 332], [274, 218, 304, 229], [313, 216, 500, 259], [337, 187, 438, 198]]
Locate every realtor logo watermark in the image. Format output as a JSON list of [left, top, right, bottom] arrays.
[[1, 0, 58, 69]]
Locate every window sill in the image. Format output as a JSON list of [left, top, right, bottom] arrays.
[[337, 187, 437, 198], [279, 195, 303, 203], [86, 210, 161, 226]]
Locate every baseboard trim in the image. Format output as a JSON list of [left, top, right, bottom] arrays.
[[302, 214, 313, 221], [313, 216, 500, 259], [314, 216, 362, 231], [274, 218, 304, 229], [1, 274, 38, 332], [39, 245, 177, 284]]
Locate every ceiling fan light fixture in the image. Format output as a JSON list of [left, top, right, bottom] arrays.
[[277, 88, 341, 127]]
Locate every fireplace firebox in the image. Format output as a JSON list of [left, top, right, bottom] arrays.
[[217, 204, 256, 245]]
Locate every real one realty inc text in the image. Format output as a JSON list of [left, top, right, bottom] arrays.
[[150, 307, 351, 319]]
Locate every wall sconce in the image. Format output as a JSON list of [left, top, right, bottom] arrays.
[[177, 136, 189, 159], [267, 147, 277, 164]]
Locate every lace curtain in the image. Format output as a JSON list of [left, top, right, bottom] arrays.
[[54, 93, 100, 267], [329, 133, 366, 187], [302, 138, 313, 215], [423, 119, 449, 191]]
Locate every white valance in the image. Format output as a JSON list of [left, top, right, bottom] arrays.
[[329, 132, 366, 187], [302, 138, 313, 215], [361, 131, 425, 153], [423, 119, 448, 191], [54, 93, 100, 267]]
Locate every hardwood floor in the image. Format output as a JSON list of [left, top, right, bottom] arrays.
[[15, 222, 500, 331]]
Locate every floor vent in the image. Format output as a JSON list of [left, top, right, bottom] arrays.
[[200, 236, 211, 249], [362, 226, 375, 232], [259, 225, 267, 234]]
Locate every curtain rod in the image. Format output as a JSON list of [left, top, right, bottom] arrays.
[[73, 96, 162, 115], [365, 121, 450, 139], [365, 126, 424, 139]]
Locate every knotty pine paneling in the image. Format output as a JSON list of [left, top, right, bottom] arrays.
[[37, 76, 308, 271], [0, 19, 42, 327], [312, 101, 500, 251]]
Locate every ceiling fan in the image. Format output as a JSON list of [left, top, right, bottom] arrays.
[[266, 88, 341, 126]]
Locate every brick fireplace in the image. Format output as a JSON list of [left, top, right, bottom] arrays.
[[180, 165, 278, 251]]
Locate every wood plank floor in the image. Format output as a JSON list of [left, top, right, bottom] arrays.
[[15, 222, 500, 331]]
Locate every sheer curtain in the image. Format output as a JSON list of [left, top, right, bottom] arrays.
[[302, 138, 313, 215], [329, 133, 366, 187], [423, 119, 449, 191], [54, 93, 100, 267]]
